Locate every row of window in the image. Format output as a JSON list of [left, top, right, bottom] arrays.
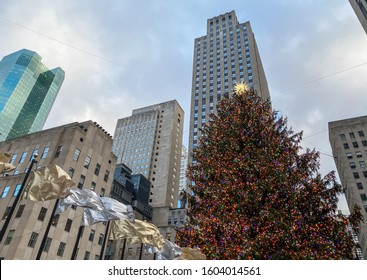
[[346, 150, 367, 159], [349, 161, 366, 169], [9, 147, 49, 165], [0, 184, 21, 198], [340, 131, 365, 141], [5, 232, 102, 259], [4, 208, 105, 258], [167, 217, 185, 225], [352, 171, 367, 179], [196, 45, 249, 61], [343, 140, 367, 149]]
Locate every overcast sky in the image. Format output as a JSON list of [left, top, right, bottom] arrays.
[[1, 0, 366, 211]]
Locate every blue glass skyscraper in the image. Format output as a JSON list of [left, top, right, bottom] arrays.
[[0, 49, 64, 141]]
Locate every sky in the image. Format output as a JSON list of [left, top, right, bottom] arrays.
[[1, 0, 366, 211]]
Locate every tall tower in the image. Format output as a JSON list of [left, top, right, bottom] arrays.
[[188, 11, 270, 159], [329, 115, 367, 259], [112, 100, 184, 209], [0, 49, 65, 141], [348, 0, 367, 34]]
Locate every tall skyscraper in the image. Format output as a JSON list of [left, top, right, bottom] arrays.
[[112, 100, 184, 209], [349, 0, 367, 34], [329, 115, 367, 259], [0, 49, 65, 141], [188, 11, 270, 159], [0, 120, 116, 259]]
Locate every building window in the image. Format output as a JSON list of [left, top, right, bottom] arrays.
[[353, 172, 360, 179], [363, 171, 367, 178], [13, 184, 22, 197], [9, 154, 17, 164], [55, 145, 63, 158], [127, 248, 133, 256], [343, 143, 349, 149], [353, 142, 359, 148], [43, 237, 52, 252], [104, 170, 110, 182], [4, 230, 15, 245], [31, 149, 39, 160], [98, 234, 104, 246], [357, 183, 364, 190], [349, 132, 356, 139], [84, 156, 91, 169], [350, 162, 356, 169], [19, 151, 28, 163], [41, 146, 49, 159], [90, 182, 96, 191], [358, 131, 365, 137], [65, 219, 73, 232], [360, 161, 366, 168], [89, 229, 95, 242], [28, 232, 39, 248], [2, 206, 11, 219], [73, 148, 81, 162], [51, 214, 60, 226], [84, 251, 90, 260], [1, 186, 10, 198], [346, 152, 353, 159], [57, 242, 66, 257], [360, 194, 367, 201], [38, 207, 47, 221], [16, 204, 25, 218], [94, 164, 101, 176], [100, 188, 105, 197], [68, 168, 75, 178], [356, 151, 362, 158], [363, 140, 367, 147], [78, 175, 85, 189]]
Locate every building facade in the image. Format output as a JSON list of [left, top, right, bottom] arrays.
[[329, 115, 367, 259], [0, 120, 116, 260], [0, 49, 65, 141], [112, 100, 184, 209], [178, 145, 188, 208], [188, 10, 270, 159], [349, 0, 367, 34], [106, 163, 154, 260]]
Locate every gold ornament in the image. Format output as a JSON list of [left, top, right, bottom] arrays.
[[234, 82, 249, 95]]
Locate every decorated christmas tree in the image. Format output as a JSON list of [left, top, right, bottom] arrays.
[[176, 84, 363, 260]]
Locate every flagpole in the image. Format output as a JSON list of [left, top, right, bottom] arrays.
[[139, 243, 144, 260], [36, 199, 59, 260], [99, 220, 110, 260], [120, 238, 127, 260], [71, 225, 84, 260], [0, 155, 38, 243]]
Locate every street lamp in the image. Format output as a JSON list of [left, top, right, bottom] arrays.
[[0, 154, 38, 243]]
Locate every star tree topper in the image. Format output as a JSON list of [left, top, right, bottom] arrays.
[[234, 82, 249, 95]]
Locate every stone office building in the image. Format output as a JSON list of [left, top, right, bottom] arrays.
[[0, 120, 116, 260]]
